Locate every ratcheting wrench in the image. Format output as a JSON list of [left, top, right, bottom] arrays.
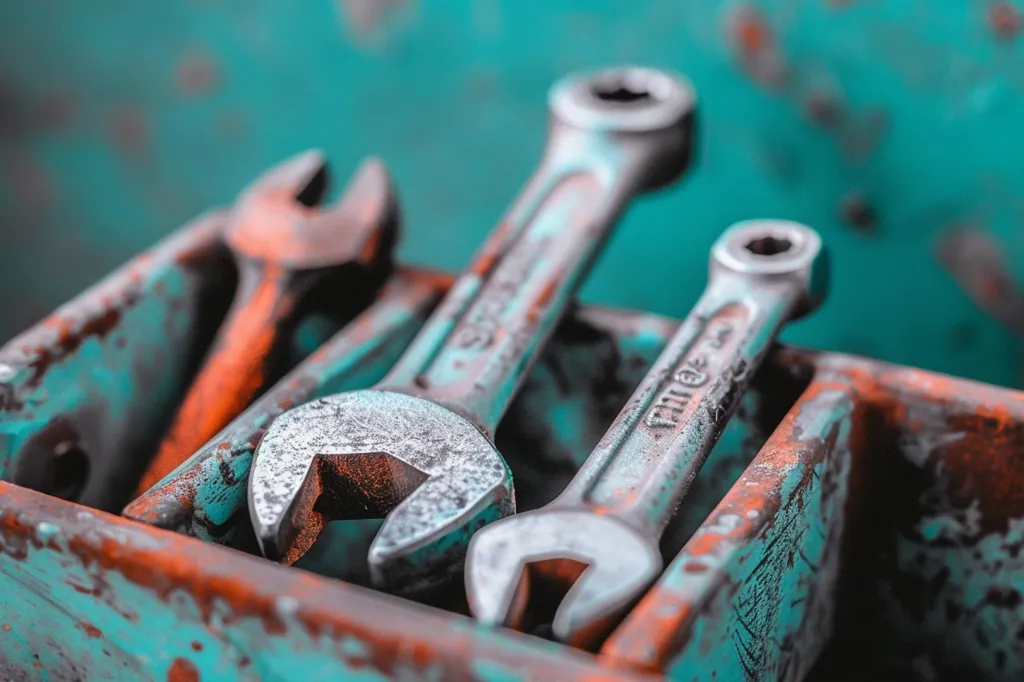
[[465, 220, 828, 649], [134, 151, 398, 497], [247, 66, 697, 595]]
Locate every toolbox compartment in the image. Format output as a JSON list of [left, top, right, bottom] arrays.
[[1, 218, 1022, 681]]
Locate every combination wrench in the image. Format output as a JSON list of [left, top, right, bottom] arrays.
[[134, 151, 398, 496], [465, 219, 828, 649], [247, 66, 697, 595]]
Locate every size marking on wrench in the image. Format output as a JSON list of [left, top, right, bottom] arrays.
[[465, 220, 828, 649], [247, 66, 697, 595], [133, 151, 398, 497]]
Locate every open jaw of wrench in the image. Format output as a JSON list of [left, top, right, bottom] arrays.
[[465, 219, 829, 649], [247, 66, 697, 596], [133, 151, 398, 497]]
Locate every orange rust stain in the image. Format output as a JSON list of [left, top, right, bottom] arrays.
[[167, 657, 200, 682], [1, 624, 11, 632], [988, 1, 1023, 41], [686, 531, 724, 557], [78, 621, 102, 638], [190, 641, 203, 652], [470, 222, 515, 277], [725, 4, 788, 90], [134, 270, 294, 497], [600, 599, 694, 671], [471, 248, 500, 278], [535, 279, 558, 309], [734, 7, 770, 51]]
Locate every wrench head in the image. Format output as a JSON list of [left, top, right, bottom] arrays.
[[465, 510, 662, 651], [225, 149, 399, 270], [248, 389, 514, 595], [711, 219, 829, 319], [549, 66, 697, 191]]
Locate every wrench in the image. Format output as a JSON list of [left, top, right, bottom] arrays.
[[464, 219, 828, 649], [133, 151, 398, 497], [247, 66, 697, 595]]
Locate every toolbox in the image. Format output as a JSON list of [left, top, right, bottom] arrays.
[[4, 220, 1023, 680], [2, 54, 1024, 682]]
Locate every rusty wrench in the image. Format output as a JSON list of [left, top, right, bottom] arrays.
[[134, 151, 398, 497], [247, 67, 697, 595], [465, 220, 828, 649]]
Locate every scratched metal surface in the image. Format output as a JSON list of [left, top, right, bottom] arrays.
[[3, 1, 1024, 387]]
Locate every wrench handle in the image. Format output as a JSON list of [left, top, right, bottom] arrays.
[[134, 261, 298, 496], [555, 275, 800, 535], [380, 130, 641, 434]]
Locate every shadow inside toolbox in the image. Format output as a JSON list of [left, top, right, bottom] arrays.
[[808, 377, 1024, 682]]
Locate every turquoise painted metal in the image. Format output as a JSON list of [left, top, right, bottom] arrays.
[[3, 4, 1024, 681], [3, 1, 1024, 387]]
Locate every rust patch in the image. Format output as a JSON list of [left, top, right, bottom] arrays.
[[937, 408, 1024, 538], [77, 621, 102, 638], [802, 89, 844, 129], [337, 0, 410, 38], [167, 657, 200, 682], [190, 641, 203, 652], [987, 2, 1023, 41], [176, 51, 220, 97], [725, 4, 788, 90], [23, 281, 142, 388], [935, 226, 1024, 338], [838, 190, 878, 235]]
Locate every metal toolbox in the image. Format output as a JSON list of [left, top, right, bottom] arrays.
[[1, 211, 1021, 681]]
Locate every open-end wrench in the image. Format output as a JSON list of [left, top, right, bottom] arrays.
[[247, 66, 697, 595], [465, 219, 828, 649], [133, 151, 398, 497]]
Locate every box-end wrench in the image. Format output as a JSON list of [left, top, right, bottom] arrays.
[[247, 66, 697, 596], [133, 151, 398, 497], [465, 220, 828, 649]]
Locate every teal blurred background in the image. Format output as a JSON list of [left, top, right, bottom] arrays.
[[2, 0, 1024, 386]]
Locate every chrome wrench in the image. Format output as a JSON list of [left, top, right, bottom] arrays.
[[465, 220, 828, 649], [247, 66, 697, 595]]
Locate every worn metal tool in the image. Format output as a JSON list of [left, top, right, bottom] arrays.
[[465, 219, 828, 649], [133, 151, 398, 497], [247, 66, 697, 595]]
